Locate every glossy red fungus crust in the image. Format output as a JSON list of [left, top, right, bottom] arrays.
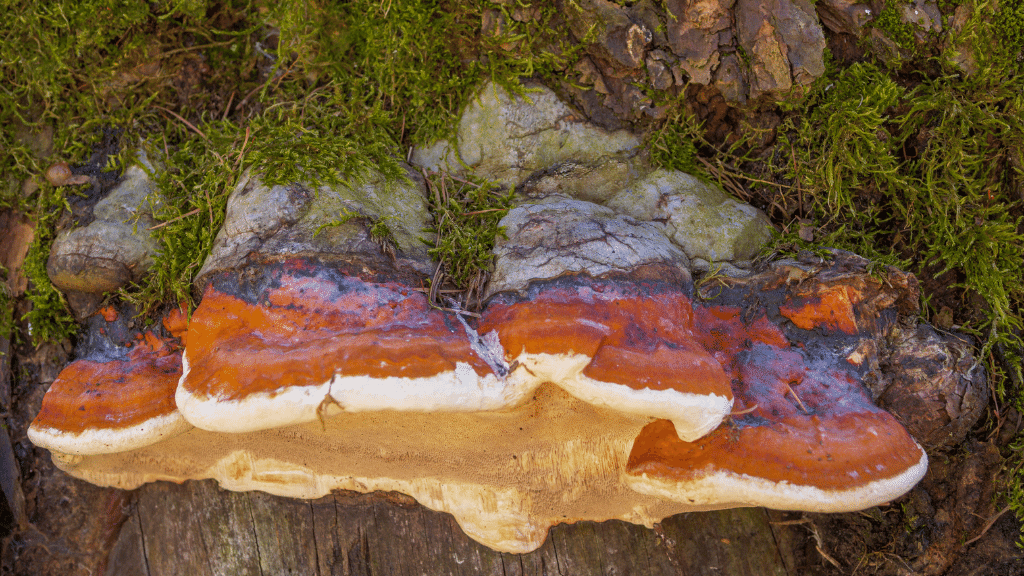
[[33, 342, 181, 434], [479, 275, 732, 398], [29, 305, 190, 455], [180, 260, 495, 404], [627, 341, 926, 490], [625, 261, 927, 504]]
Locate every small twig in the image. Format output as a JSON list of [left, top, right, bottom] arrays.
[[809, 523, 843, 570], [221, 91, 235, 122], [786, 382, 809, 413], [236, 126, 251, 171], [461, 208, 507, 216], [962, 504, 1012, 548], [421, 167, 441, 207], [148, 208, 201, 230], [730, 403, 759, 416], [412, 287, 465, 295], [435, 306, 480, 318], [153, 105, 229, 169], [429, 265, 444, 307], [161, 132, 170, 161], [448, 174, 483, 188], [157, 39, 237, 60], [699, 156, 797, 191], [153, 105, 207, 140], [202, 180, 214, 227], [851, 554, 868, 576], [237, 82, 264, 109]]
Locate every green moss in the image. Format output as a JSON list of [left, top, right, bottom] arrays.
[[777, 61, 1024, 387], [1009, 439, 1024, 548], [314, 206, 397, 256], [992, 0, 1024, 65], [18, 185, 78, 346], [424, 172, 513, 302], [944, 0, 1024, 76], [119, 126, 237, 313], [647, 103, 705, 178], [872, 1, 919, 52], [1, 0, 591, 337]]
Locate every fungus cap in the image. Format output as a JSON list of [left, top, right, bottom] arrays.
[[479, 275, 734, 442], [626, 314, 929, 511], [176, 261, 533, 433], [28, 329, 190, 456]]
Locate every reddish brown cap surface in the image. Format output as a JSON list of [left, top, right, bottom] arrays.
[[479, 276, 734, 441], [779, 284, 861, 335], [176, 260, 527, 433], [29, 326, 190, 455], [626, 304, 927, 511]]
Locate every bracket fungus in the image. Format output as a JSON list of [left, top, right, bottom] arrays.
[[175, 260, 533, 433], [477, 197, 735, 442], [29, 178, 936, 553], [28, 84, 967, 554], [28, 306, 192, 456]]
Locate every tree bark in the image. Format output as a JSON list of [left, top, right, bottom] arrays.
[[106, 481, 794, 576]]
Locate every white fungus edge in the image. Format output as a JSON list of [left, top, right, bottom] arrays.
[[625, 445, 929, 513], [510, 351, 732, 442], [176, 352, 537, 433], [27, 409, 192, 456]]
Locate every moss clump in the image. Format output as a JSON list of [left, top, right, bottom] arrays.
[[777, 62, 1024, 393], [423, 172, 514, 308], [314, 207, 397, 257], [647, 104, 705, 179], [778, 63, 910, 264], [1009, 436, 1024, 547], [992, 0, 1024, 68], [872, 0, 919, 52], [18, 185, 78, 345]]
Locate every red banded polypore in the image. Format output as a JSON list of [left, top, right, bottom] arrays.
[[625, 303, 928, 511], [28, 307, 191, 455], [479, 274, 733, 442], [175, 261, 532, 433]]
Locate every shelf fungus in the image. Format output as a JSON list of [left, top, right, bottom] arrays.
[[175, 260, 534, 433], [30, 176, 942, 554], [477, 197, 735, 442], [627, 305, 928, 512], [28, 305, 192, 456]]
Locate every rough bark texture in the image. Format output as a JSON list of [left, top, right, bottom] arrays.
[[106, 481, 794, 576]]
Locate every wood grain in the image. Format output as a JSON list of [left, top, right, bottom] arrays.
[[106, 481, 791, 576]]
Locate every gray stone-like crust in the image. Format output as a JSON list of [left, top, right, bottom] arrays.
[[486, 196, 690, 296], [607, 169, 774, 263], [197, 167, 434, 285], [410, 80, 773, 269], [47, 155, 162, 295], [456, 82, 641, 185]]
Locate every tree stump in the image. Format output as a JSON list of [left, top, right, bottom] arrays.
[[106, 481, 793, 576]]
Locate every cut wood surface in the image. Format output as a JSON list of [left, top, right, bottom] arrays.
[[106, 481, 793, 576]]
